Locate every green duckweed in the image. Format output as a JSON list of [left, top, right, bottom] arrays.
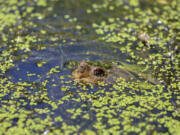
[[0, 0, 179, 135]]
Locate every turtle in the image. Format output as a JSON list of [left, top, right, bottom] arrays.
[[72, 61, 136, 84]]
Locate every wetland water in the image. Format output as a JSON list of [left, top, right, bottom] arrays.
[[0, 0, 180, 134]]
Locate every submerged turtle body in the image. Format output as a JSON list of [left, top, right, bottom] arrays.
[[72, 61, 135, 84], [106, 64, 135, 84]]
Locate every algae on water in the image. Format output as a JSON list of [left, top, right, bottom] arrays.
[[0, 0, 180, 135]]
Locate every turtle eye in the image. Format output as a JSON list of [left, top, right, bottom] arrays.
[[93, 68, 105, 77]]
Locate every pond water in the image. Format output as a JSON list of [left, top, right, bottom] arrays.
[[0, 0, 180, 135]]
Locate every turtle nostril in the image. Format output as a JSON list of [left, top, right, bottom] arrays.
[[78, 67, 85, 73], [80, 65, 84, 69]]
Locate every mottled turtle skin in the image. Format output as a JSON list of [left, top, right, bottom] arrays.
[[72, 61, 107, 84], [72, 61, 135, 84]]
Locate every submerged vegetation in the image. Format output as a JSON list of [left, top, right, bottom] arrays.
[[0, 0, 179, 134]]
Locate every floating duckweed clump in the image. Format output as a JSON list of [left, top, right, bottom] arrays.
[[92, 0, 180, 88], [0, 0, 180, 135]]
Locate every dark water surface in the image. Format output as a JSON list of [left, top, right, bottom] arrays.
[[0, 0, 180, 134]]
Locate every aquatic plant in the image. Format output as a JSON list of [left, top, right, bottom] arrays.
[[0, 0, 179, 135]]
